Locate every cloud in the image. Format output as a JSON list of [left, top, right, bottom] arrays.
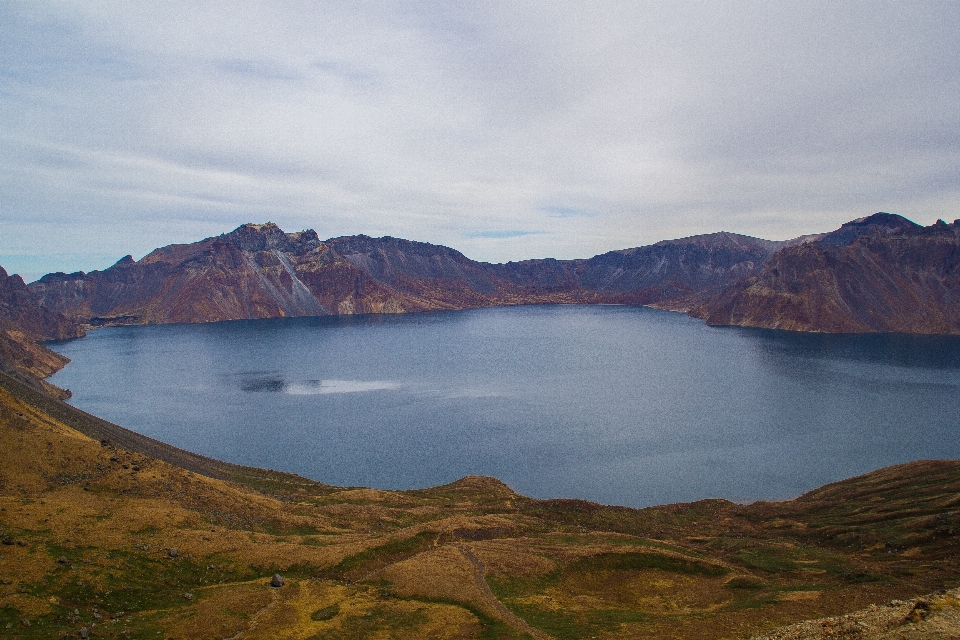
[[540, 206, 593, 219], [467, 230, 543, 239], [1, 1, 958, 274]]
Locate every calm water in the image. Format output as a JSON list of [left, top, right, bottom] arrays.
[[47, 305, 960, 508]]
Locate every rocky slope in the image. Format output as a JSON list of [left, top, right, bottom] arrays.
[[29, 223, 782, 326], [0, 267, 83, 396], [694, 214, 960, 333], [576, 231, 782, 308]]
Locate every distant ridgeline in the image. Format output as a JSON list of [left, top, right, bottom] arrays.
[[27, 222, 780, 324], [3, 213, 960, 393]]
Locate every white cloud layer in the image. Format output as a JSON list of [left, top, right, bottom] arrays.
[[2, 1, 958, 281]]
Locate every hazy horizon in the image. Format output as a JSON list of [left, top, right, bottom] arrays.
[[3, 2, 958, 281], [3, 212, 913, 284]]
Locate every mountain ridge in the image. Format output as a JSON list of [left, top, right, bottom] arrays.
[[694, 214, 960, 333], [5, 211, 960, 396], [28, 224, 781, 327]]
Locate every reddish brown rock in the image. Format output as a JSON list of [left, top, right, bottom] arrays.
[[0, 265, 84, 393], [29, 223, 781, 326], [694, 214, 960, 333]]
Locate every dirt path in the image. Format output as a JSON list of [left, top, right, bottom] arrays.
[[455, 543, 555, 640]]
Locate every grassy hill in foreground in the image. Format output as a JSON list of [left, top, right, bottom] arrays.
[[1, 372, 959, 639]]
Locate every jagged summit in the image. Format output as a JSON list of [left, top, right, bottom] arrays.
[[818, 211, 920, 246], [218, 222, 321, 253]]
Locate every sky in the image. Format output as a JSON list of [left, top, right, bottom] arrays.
[[2, 1, 959, 282]]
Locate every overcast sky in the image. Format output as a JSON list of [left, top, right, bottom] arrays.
[[2, 1, 958, 281]]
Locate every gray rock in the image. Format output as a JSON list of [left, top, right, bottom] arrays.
[[79, 627, 89, 638], [270, 574, 285, 588], [167, 547, 179, 558]]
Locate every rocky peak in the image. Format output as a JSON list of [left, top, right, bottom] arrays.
[[217, 223, 323, 255], [0, 264, 84, 341], [0, 267, 34, 309], [286, 229, 322, 252], [818, 212, 920, 246], [219, 222, 292, 252], [651, 231, 783, 253], [326, 235, 470, 261], [0, 266, 20, 287]]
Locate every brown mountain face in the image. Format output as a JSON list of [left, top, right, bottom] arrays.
[[29, 213, 959, 337], [573, 231, 783, 309], [695, 213, 960, 333], [0, 266, 84, 394], [29, 223, 782, 326], [31, 224, 422, 324]]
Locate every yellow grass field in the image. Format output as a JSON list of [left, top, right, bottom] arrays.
[[2, 374, 960, 639]]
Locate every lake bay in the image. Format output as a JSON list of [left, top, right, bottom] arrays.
[[47, 304, 960, 508]]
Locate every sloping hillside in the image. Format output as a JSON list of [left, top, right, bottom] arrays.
[[0, 267, 83, 398], [695, 214, 960, 333], [2, 370, 959, 639]]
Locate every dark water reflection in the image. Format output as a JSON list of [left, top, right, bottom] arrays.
[[47, 305, 960, 508], [749, 328, 960, 370]]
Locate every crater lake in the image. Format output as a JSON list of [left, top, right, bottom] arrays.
[[47, 304, 960, 508]]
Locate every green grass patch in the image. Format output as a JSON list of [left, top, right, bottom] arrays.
[[402, 596, 532, 640], [721, 592, 781, 611], [38, 547, 253, 615], [323, 531, 435, 578], [733, 549, 799, 573], [724, 576, 768, 590], [498, 602, 649, 640], [305, 604, 429, 640], [487, 569, 561, 600], [571, 551, 728, 576], [256, 521, 322, 536]]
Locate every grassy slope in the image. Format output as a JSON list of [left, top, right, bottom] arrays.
[[1, 373, 958, 639]]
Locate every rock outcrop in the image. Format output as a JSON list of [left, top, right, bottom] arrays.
[[694, 214, 960, 333], [0, 266, 84, 395]]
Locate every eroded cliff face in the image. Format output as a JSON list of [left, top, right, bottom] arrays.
[[15, 213, 960, 344], [694, 214, 960, 333], [29, 223, 783, 326], [31, 224, 422, 324], [576, 232, 782, 308], [0, 266, 84, 393]]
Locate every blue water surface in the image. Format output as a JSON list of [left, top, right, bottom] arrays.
[[47, 305, 960, 507]]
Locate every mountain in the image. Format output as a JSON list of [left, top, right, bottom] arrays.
[[695, 213, 960, 333], [573, 231, 782, 309], [24, 212, 960, 337], [0, 266, 83, 396], [29, 223, 781, 325]]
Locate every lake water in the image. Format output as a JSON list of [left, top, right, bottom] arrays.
[[47, 304, 960, 508]]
